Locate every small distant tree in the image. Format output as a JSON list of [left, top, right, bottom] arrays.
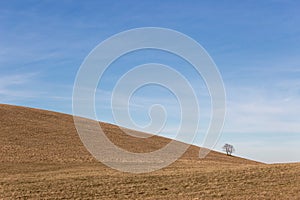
[[223, 143, 235, 156]]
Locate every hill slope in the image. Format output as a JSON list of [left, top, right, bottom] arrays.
[[1, 104, 299, 199], [0, 104, 257, 164]]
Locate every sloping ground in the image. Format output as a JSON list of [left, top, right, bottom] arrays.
[[0, 104, 299, 199], [0, 104, 257, 164]]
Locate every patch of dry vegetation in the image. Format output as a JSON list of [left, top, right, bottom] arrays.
[[0, 104, 299, 199]]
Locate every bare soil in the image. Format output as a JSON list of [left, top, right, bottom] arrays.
[[0, 104, 299, 199]]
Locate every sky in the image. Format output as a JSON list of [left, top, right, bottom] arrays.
[[1, 0, 300, 163]]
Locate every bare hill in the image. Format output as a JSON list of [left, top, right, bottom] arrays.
[[0, 104, 258, 165], [1, 104, 299, 199]]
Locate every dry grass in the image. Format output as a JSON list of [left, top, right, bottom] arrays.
[[0, 104, 299, 199]]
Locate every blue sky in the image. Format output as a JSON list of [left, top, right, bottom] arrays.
[[1, 0, 300, 163]]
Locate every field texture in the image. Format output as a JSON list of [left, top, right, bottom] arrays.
[[0, 104, 299, 199]]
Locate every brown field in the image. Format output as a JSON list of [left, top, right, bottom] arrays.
[[0, 104, 299, 199]]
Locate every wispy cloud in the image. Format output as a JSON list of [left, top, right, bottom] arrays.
[[223, 82, 300, 134], [0, 73, 39, 100]]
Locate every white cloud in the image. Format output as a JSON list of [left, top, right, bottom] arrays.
[[0, 73, 39, 100], [223, 83, 300, 134]]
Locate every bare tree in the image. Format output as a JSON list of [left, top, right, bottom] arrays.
[[223, 143, 235, 156]]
